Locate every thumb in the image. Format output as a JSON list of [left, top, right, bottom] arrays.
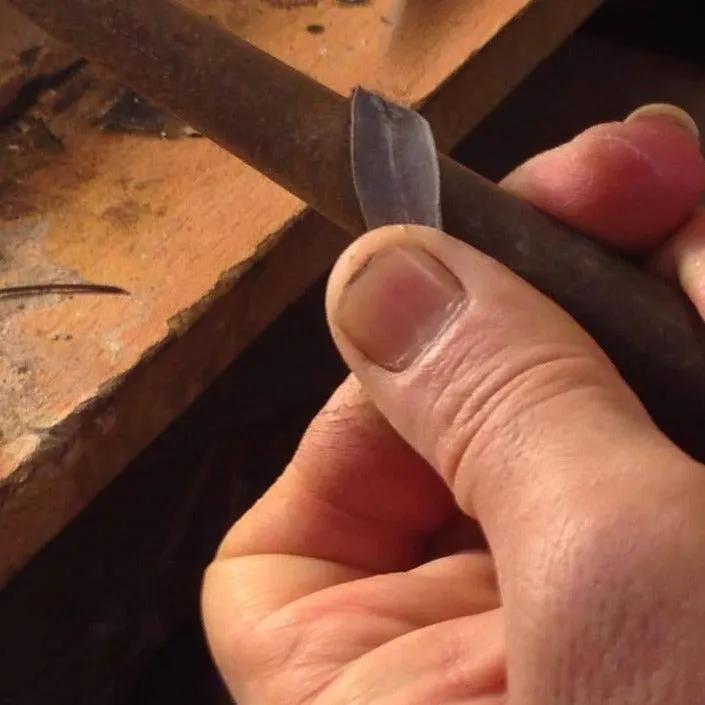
[[325, 225, 705, 698], [325, 224, 680, 529]]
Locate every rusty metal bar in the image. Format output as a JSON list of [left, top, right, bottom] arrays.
[[8, 0, 705, 459], [7, 0, 360, 231]]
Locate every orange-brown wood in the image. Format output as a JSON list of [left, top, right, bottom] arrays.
[[0, 0, 603, 585]]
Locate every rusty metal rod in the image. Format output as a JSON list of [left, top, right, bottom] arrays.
[[9, 0, 359, 231], [8, 0, 705, 458]]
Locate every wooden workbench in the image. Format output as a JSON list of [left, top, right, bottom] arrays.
[[0, 0, 603, 587]]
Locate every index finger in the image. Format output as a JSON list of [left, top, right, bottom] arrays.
[[502, 104, 704, 252], [215, 375, 455, 574]]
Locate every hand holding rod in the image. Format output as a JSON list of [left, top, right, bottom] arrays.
[[8, 0, 705, 459]]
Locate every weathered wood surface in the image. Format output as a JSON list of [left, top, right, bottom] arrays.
[[0, 0, 603, 587]]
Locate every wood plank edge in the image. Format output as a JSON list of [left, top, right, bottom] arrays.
[[421, 0, 607, 151], [0, 210, 350, 586]]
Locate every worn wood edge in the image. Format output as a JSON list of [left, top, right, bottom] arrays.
[[0, 209, 348, 586], [0, 272, 346, 705], [420, 0, 606, 151]]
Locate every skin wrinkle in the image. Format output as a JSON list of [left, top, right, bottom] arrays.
[[275, 429, 444, 549], [248, 558, 500, 677], [205, 555, 368, 632], [251, 605, 399, 705], [403, 299, 507, 449], [411, 630, 498, 702], [312, 493, 419, 563], [553, 133, 655, 214], [300, 489, 421, 570], [293, 387, 452, 531], [230, 477, 423, 573], [524, 490, 705, 704], [452, 378, 636, 578], [321, 614, 506, 705], [315, 576, 471, 630], [462, 356, 632, 461], [414, 327, 622, 517], [252, 573, 481, 705], [601, 133, 664, 181], [202, 569, 341, 705], [232, 555, 503, 703]]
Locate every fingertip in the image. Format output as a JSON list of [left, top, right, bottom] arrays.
[[648, 209, 705, 318], [626, 103, 701, 142], [325, 224, 450, 356], [502, 108, 705, 253]]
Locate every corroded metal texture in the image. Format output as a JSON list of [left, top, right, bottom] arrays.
[[7, 0, 362, 231], [8, 0, 705, 460]]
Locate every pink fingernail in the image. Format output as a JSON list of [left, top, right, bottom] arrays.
[[337, 246, 465, 371], [626, 103, 700, 142]]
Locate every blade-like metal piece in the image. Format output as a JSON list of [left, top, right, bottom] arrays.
[[0, 284, 128, 300], [351, 87, 442, 231]]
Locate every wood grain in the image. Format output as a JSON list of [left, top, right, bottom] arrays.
[[0, 0, 603, 586]]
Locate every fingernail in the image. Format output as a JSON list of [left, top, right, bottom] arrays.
[[626, 103, 700, 142], [337, 246, 465, 371]]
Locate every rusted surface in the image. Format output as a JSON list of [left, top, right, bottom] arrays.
[[9, 0, 705, 462], [7, 0, 363, 232], [0, 0, 80, 115]]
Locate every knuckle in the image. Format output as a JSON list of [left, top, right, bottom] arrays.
[[420, 337, 617, 507]]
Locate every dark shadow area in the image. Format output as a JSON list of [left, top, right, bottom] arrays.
[[584, 0, 705, 66], [1, 275, 345, 705]]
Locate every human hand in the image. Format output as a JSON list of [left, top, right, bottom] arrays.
[[203, 104, 705, 704]]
